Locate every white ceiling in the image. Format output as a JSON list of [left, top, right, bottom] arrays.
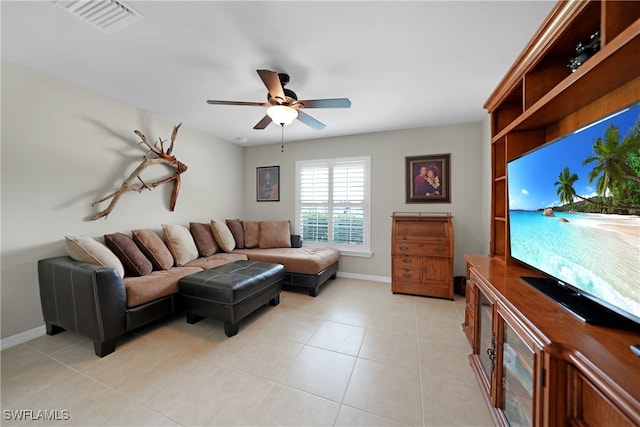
[[1, 1, 555, 146]]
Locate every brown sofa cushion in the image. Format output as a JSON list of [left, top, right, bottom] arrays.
[[65, 236, 125, 278], [259, 221, 291, 249], [123, 266, 201, 308], [189, 222, 219, 257], [132, 229, 174, 270], [210, 219, 236, 253], [234, 246, 339, 275], [184, 252, 248, 270], [104, 232, 152, 277], [242, 220, 261, 248], [226, 219, 245, 249], [162, 224, 199, 266]]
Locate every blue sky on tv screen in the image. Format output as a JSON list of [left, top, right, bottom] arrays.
[[508, 103, 640, 211]]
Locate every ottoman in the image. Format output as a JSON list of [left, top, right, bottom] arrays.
[[178, 260, 284, 337]]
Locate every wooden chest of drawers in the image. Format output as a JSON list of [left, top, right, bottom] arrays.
[[391, 214, 454, 299]]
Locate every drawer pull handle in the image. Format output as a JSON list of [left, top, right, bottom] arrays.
[[399, 245, 409, 251], [435, 247, 444, 253], [403, 258, 412, 264], [403, 272, 412, 278]]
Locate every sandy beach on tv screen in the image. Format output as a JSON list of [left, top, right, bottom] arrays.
[[572, 213, 640, 244]]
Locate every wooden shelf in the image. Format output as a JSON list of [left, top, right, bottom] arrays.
[[486, 1, 639, 264], [477, 1, 640, 424], [493, 19, 640, 142]]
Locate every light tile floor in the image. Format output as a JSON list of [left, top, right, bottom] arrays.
[[1, 278, 493, 426]]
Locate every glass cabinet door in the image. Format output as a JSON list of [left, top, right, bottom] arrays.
[[501, 320, 534, 426], [477, 290, 495, 385]]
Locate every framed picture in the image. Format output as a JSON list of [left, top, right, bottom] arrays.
[[257, 166, 280, 202], [405, 153, 451, 203]]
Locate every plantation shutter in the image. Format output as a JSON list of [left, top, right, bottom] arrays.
[[331, 160, 365, 245], [299, 164, 329, 242], [297, 157, 369, 250]]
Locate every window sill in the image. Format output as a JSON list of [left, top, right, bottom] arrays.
[[339, 249, 373, 258], [300, 242, 372, 258]]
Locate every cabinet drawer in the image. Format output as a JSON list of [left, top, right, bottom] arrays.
[[394, 242, 449, 256], [466, 280, 476, 300], [395, 219, 448, 239], [463, 308, 475, 347], [466, 282, 476, 311], [394, 255, 421, 268], [393, 267, 421, 282]]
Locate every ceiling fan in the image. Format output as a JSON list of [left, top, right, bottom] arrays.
[[206, 69, 351, 130]]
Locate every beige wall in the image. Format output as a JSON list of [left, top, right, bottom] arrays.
[[1, 61, 245, 340], [1, 59, 493, 343], [243, 123, 489, 279]]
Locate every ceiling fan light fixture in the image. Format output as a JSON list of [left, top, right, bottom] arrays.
[[267, 105, 298, 126]]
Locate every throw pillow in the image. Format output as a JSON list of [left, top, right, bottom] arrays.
[[242, 220, 261, 248], [259, 221, 292, 249], [65, 236, 125, 278], [210, 219, 236, 253], [131, 229, 174, 270], [104, 232, 152, 277], [189, 222, 219, 257], [225, 219, 245, 249], [162, 224, 199, 266]]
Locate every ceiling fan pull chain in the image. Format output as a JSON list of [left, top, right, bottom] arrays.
[[281, 123, 285, 152]]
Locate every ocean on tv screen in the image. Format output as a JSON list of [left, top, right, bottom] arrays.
[[507, 102, 640, 323]]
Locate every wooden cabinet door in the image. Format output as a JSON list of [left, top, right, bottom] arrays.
[[495, 304, 547, 427], [422, 255, 453, 298], [471, 284, 497, 402]]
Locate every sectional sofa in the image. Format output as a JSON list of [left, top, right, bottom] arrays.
[[37, 219, 339, 356]]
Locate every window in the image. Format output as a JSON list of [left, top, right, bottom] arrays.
[[295, 156, 371, 256]]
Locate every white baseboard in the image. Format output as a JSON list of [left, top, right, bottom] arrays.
[[336, 271, 390, 283], [1, 325, 46, 351]]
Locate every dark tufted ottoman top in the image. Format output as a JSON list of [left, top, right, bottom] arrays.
[[178, 260, 284, 305]]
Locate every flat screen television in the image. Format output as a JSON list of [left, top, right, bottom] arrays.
[[507, 101, 640, 330]]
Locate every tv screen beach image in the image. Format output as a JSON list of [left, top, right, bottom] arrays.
[[508, 102, 640, 323]]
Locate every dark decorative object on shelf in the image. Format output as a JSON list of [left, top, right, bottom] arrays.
[[567, 28, 600, 73]]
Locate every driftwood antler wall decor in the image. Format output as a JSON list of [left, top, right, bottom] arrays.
[[91, 123, 188, 220]]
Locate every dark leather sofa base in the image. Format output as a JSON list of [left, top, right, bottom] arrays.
[[38, 257, 129, 358], [38, 255, 336, 357], [44, 322, 117, 357], [178, 260, 284, 337], [282, 262, 339, 297]]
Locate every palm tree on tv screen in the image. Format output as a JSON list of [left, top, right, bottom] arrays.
[[554, 166, 579, 206], [584, 123, 640, 194], [554, 118, 640, 213]]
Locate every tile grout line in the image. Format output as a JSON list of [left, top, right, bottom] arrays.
[[3, 280, 491, 426], [19, 343, 186, 427], [333, 321, 366, 427]]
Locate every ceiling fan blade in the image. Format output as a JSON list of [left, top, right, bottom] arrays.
[[295, 98, 351, 109], [206, 100, 270, 107], [253, 115, 272, 130], [296, 110, 326, 130], [257, 69, 285, 102]]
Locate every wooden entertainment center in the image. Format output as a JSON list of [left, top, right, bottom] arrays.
[[464, 1, 640, 425]]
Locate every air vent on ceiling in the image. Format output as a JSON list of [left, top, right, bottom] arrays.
[[52, 0, 143, 34]]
